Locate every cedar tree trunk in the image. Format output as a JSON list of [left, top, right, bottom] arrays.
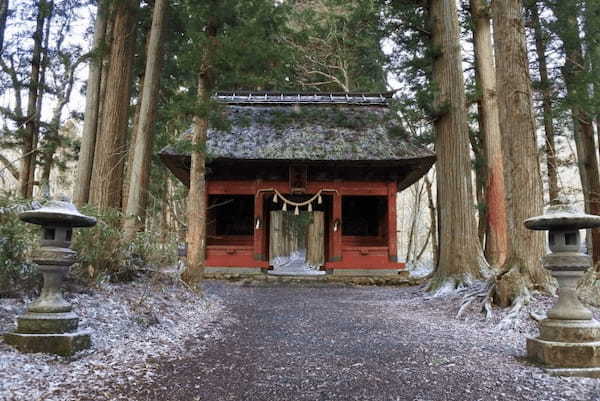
[[0, 0, 8, 56], [550, 0, 600, 267], [19, 0, 47, 198], [123, 0, 166, 239], [528, 0, 559, 202], [428, 0, 486, 291], [182, 16, 219, 285], [493, 0, 552, 304], [470, 0, 507, 268], [75, 0, 108, 206], [89, 0, 138, 210]]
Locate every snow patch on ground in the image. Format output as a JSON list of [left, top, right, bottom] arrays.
[[0, 278, 226, 401], [407, 260, 433, 279]]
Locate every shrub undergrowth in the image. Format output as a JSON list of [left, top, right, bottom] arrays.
[[0, 196, 177, 291], [0, 195, 40, 297], [72, 206, 177, 284]]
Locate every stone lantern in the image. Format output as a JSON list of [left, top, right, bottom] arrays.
[[524, 199, 600, 377], [4, 197, 96, 356]]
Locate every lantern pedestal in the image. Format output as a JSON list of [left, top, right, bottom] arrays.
[[3, 198, 95, 356], [525, 264, 600, 376], [524, 200, 600, 377], [4, 330, 91, 357], [4, 263, 92, 356], [527, 337, 600, 377]]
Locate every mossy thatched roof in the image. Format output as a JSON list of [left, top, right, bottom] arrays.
[[160, 92, 435, 189], [161, 98, 434, 163]]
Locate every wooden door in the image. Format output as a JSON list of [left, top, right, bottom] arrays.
[[269, 211, 295, 261], [306, 211, 324, 267], [269, 211, 324, 267]]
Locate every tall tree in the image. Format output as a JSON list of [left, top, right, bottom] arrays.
[[37, 1, 84, 191], [469, 0, 507, 268], [0, 0, 8, 55], [0, 0, 85, 194], [181, 7, 219, 286], [583, 0, 600, 133], [549, 0, 600, 266], [493, 0, 552, 305], [167, 0, 295, 283], [123, 0, 167, 239], [527, 0, 560, 202], [288, 0, 386, 92], [89, 0, 139, 210], [31, 0, 53, 196], [74, 0, 108, 206], [19, 0, 50, 198], [428, 0, 486, 291]]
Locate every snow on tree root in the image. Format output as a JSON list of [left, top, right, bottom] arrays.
[[456, 280, 495, 320], [497, 291, 531, 331], [425, 274, 478, 298]]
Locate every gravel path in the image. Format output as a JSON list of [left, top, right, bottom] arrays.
[[117, 281, 600, 401]]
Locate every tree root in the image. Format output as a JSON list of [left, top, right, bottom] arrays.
[[497, 290, 531, 330], [425, 274, 477, 298], [456, 280, 495, 320], [455, 275, 533, 328], [529, 311, 545, 322]]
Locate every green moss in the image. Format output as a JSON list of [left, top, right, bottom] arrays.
[[234, 113, 253, 128], [387, 125, 408, 139], [230, 106, 387, 131]]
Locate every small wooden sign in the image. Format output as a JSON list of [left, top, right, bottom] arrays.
[[290, 165, 308, 193]]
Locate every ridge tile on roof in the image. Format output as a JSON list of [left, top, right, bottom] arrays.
[[214, 91, 393, 106]]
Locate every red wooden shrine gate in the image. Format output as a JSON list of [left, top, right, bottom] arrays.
[[204, 179, 401, 273]]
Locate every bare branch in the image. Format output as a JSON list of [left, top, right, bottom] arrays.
[[0, 153, 19, 180]]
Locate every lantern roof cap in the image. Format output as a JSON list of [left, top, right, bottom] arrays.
[[524, 198, 600, 231], [19, 196, 96, 228]]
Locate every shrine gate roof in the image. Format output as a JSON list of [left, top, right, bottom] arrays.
[[160, 91, 435, 165]]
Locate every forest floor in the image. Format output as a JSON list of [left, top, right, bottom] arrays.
[[0, 276, 225, 401], [2, 279, 600, 401]]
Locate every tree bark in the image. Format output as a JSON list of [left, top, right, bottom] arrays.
[[160, 173, 169, 243], [428, 0, 485, 291], [19, 0, 47, 198], [34, 0, 53, 196], [583, 0, 600, 135], [182, 14, 219, 285], [467, 128, 487, 246], [122, 89, 143, 212], [405, 182, 424, 263], [123, 0, 167, 240], [183, 81, 209, 285], [89, 0, 138, 210], [493, 0, 551, 295], [95, 14, 113, 156], [75, 0, 108, 206], [550, 0, 600, 267], [470, 0, 508, 268], [0, 0, 9, 56], [424, 176, 438, 269], [528, 0, 559, 202]]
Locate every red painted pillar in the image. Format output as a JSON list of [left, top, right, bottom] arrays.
[[254, 192, 265, 261], [388, 182, 398, 262], [202, 186, 208, 261], [330, 192, 342, 262]]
